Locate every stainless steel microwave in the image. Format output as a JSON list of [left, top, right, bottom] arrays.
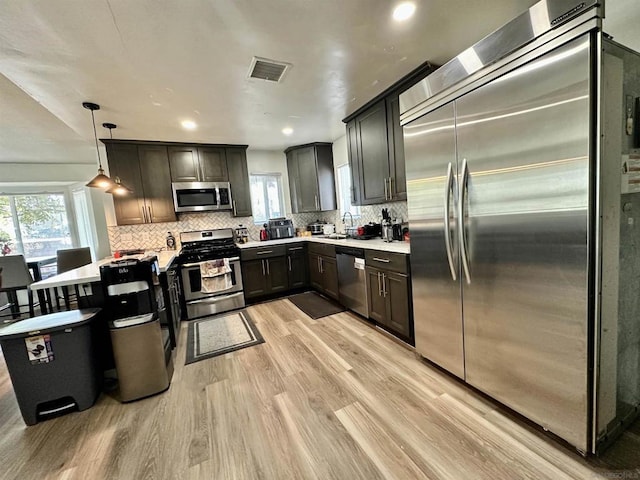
[[171, 182, 232, 213]]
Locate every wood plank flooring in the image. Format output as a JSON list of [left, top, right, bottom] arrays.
[[0, 298, 638, 479]]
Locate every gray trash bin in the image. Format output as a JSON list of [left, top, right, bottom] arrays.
[[0, 308, 102, 425]]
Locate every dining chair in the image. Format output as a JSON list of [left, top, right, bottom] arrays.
[[0, 255, 35, 322], [55, 247, 92, 310]]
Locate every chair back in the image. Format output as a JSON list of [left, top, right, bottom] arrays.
[[56, 247, 92, 274], [0, 255, 33, 290]]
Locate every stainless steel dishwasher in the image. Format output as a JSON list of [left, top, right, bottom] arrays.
[[335, 246, 369, 318]]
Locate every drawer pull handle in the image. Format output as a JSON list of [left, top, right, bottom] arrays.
[[372, 257, 390, 263], [257, 250, 273, 255], [289, 246, 303, 251]]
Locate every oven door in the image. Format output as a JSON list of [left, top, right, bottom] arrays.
[[181, 257, 243, 302]]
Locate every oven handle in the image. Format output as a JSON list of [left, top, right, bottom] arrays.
[[186, 291, 244, 304], [181, 257, 240, 268]]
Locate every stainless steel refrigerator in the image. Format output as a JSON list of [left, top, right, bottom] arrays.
[[400, 0, 640, 454]]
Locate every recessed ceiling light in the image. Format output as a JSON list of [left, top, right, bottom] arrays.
[[282, 127, 293, 135], [181, 120, 197, 130], [393, 2, 416, 21]]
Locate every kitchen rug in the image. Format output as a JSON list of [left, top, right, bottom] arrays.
[[288, 291, 345, 319], [185, 310, 264, 365]]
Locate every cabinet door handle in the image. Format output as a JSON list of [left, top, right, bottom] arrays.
[[382, 273, 387, 297], [377, 272, 383, 296], [261, 259, 265, 276], [148, 206, 152, 223], [388, 177, 393, 200], [266, 259, 270, 275], [142, 206, 148, 223], [256, 250, 273, 255], [233, 200, 237, 216], [384, 179, 388, 201], [288, 256, 292, 271], [372, 257, 390, 263], [315, 194, 319, 210]]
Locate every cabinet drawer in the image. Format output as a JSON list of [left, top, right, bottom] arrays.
[[241, 245, 286, 261], [286, 243, 307, 254], [308, 242, 335, 258], [365, 250, 408, 274]]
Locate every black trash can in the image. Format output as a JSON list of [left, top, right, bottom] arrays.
[[0, 308, 102, 425]]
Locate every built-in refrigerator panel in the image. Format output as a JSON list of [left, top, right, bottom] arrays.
[[405, 103, 465, 379], [595, 37, 640, 451], [454, 35, 593, 451]]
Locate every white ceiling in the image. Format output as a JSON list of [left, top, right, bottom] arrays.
[[0, 0, 637, 166]]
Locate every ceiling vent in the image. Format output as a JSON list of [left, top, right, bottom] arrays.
[[247, 57, 291, 83]]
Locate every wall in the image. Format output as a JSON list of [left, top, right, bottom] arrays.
[[0, 163, 96, 184]]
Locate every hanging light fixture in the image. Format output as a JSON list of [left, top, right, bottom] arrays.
[[102, 123, 133, 195], [84, 102, 115, 189]]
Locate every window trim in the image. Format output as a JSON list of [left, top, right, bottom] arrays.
[[0, 191, 78, 256], [249, 172, 286, 225], [336, 163, 361, 220]]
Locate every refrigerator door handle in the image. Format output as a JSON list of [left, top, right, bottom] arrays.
[[458, 158, 471, 284], [443, 162, 457, 281]]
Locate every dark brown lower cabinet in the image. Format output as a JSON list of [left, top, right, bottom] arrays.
[[287, 245, 308, 289], [242, 260, 269, 299], [366, 266, 412, 341], [308, 252, 338, 301], [320, 256, 338, 300], [242, 257, 288, 300]]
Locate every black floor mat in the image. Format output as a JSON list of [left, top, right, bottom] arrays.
[[287, 291, 345, 319]]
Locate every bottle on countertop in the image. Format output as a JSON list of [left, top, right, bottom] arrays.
[[166, 232, 176, 250]]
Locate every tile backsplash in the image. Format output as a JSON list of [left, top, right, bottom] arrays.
[[323, 201, 409, 231], [107, 201, 408, 252], [107, 211, 332, 252]]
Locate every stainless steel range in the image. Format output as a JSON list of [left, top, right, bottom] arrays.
[[177, 229, 244, 320]]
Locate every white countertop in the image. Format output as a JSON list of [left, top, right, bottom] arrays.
[[237, 236, 411, 254], [30, 251, 178, 291]]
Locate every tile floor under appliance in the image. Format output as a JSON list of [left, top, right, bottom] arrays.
[[0, 299, 638, 479]]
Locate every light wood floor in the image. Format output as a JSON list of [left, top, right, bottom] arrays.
[[0, 298, 638, 479]]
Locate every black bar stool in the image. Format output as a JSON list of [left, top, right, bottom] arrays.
[[0, 255, 35, 322]]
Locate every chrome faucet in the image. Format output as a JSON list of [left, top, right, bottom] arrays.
[[342, 211, 354, 227]]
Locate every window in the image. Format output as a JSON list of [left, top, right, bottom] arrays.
[[337, 164, 360, 220], [249, 174, 285, 224], [0, 193, 73, 258]]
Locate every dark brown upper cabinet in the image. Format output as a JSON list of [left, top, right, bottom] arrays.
[[104, 142, 176, 225], [102, 140, 250, 225], [285, 143, 336, 213], [343, 61, 437, 205], [226, 147, 252, 217], [168, 145, 228, 182]]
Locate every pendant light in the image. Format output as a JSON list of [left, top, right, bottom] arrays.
[[102, 123, 133, 196], [84, 102, 115, 189]]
